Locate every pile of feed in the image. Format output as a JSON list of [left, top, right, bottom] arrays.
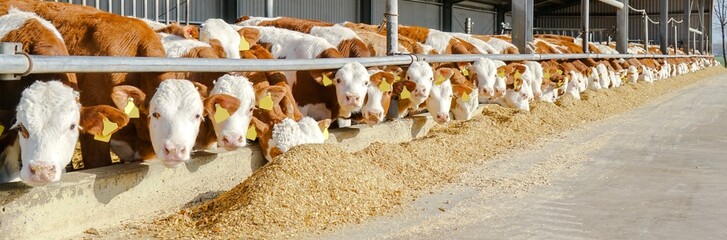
[[124, 67, 724, 238]]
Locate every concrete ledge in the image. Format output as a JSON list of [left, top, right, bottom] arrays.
[[0, 109, 455, 239]]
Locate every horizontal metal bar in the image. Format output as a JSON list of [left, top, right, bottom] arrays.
[[598, 0, 624, 9], [0, 54, 713, 76], [689, 28, 703, 35]]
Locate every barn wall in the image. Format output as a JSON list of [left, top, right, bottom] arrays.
[[452, 7, 496, 34]]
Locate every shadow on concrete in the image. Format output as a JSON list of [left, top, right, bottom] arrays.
[[90, 162, 150, 204]]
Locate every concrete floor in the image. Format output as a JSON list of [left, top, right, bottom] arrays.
[[320, 74, 727, 239]]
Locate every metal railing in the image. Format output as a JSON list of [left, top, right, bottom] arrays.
[[0, 43, 711, 80], [502, 27, 615, 45], [47, 0, 191, 24]]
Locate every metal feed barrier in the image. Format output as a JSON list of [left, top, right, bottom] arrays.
[[0, 43, 713, 81]]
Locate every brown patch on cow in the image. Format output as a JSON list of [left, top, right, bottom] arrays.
[[79, 105, 130, 136], [454, 37, 482, 54], [237, 27, 261, 45], [397, 25, 429, 44], [337, 38, 371, 58], [157, 23, 198, 39], [204, 94, 241, 118], [257, 17, 334, 33], [315, 48, 343, 59]]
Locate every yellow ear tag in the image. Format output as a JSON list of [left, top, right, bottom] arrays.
[[323, 127, 329, 140], [94, 117, 118, 142], [260, 93, 274, 111], [214, 104, 230, 123], [379, 78, 392, 92], [497, 70, 505, 78], [239, 38, 250, 51], [435, 75, 446, 86], [557, 69, 563, 75], [461, 91, 470, 102], [513, 71, 522, 79], [543, 72, 551, 79], [124, 98, 140, 118], [322, 74, 333, 86], [460, 67, 469, 76], [400, 87, 411, 99], [0, 124, 4, 136], [514, 79, 522, 91], [245, 125, 257, 140], [557, 80, 564, 88], [395, 75, 402, 82]]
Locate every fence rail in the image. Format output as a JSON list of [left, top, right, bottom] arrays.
[[0, 51, 712, 78]]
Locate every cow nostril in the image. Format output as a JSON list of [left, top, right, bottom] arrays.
[[180, 147, 187, 154], [237, 136, 244, 143]]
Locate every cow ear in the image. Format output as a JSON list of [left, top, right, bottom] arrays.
[[435, 68, 455, 80], [207, 39, 227, 58], [309, 70, 335, 86], [192, 82, 209, 98], [79, 105, 129, 136], [256, 85, 287, 106], [452, 84, 471, 98], [111, 85, 146, 111], [393, 81, 417, 95], [204, 94, 241, 117], [317, 119, 332, 132], [367, 43, 377, 57], [249, 116, 269, 136], [183, 25, 199, 39]]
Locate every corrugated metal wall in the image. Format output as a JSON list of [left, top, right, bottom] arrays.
[[372, 0, 443, 29], [452, 7, 496, 34], [544, 0, 692, 15], [238, 0, 359, 23], [537, 14, 707, 43]]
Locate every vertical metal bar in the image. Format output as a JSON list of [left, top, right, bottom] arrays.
[[121, 0, 125, 16], [360, 0, 372, 24], [83, 0, 87, 5], [683, 0, 691, 53], [660, 0, 669, 54], [582, 0, 589, 53], [155, 0, 159, 21], [385, 0, 398, 55], [674, 23, 678, 54], [108, 0, 112, 13], [465, 18, 472, 34], [265, 0, 274, 17], [165, 0, 169, 23], [133, 0, 137, 17], [512, 0, 533, 54], [643, 15, 649, 51], [616, 0, 629, 53], [495, 9, 505, 34], [96, 0, 100, 10], [698, 0, 705, 53], [176, 0, 180, 23], [186, 0, 190, 24]]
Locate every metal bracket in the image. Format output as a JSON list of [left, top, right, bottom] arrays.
[[0, 42, 22, 81]]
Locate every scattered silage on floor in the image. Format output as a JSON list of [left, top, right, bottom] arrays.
[[120, 67, 725, 239]]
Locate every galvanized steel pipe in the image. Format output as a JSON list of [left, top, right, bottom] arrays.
[[265, 0, 274, 17], [582, 0, 590, 53], [0, 53, 712, 77], [598, 0, 624, 9], [385, 0, 398, 56]]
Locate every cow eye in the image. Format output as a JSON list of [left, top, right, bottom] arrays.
[[70, 124, 76, 130], [364, 81, 369, 86], [195, 114, 201, 119], [336, 78, 341, 84], [152, 112, 161, 119]]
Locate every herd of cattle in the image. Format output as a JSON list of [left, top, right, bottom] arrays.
[[0, 0, 718, 187]]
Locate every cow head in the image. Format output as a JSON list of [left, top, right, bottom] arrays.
[[426, 68, 455, 124], [148, 79, 205, 167], [404, 61, 436, 106], [451, 83, 479, 120], [199, 18, 241, 59], [13, 81, 128, 186], [203, 74, 255, 150], [311, 62, 370, 118], [470, 58, 505, 101], [362, 70, 396, 127], [541, 64, 568, 102]]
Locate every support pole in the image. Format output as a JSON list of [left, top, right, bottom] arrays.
[[465, 18, 472, 34], [386, 0, 398, 55], [616, 0, 629, 53], [683, 0, 691, 53], [660, 0, 669, 54], [698, 0, 705, 53], [512, 0, 534, 54], [186, 0, 191, 24], [643, 15, 649, 51], [443, 1, 453, 32], [582, 0, 590, 53], [674, 23, 678, 54], [265, 0, 274, 18]]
